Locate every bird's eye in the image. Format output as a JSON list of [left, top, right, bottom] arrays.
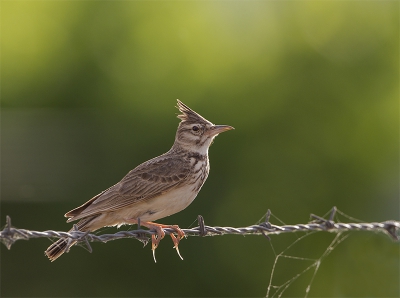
[[192, 126, 199, 132]]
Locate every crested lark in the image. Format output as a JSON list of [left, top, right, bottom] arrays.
[[45, 100, 234, 262]]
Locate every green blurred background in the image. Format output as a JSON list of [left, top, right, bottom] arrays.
[[1, 1, 398, 297]]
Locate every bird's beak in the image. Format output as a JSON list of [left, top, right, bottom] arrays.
[[209, 125, 234, 137]]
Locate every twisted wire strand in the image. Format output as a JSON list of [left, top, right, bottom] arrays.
[[2, 211, 399, 251]]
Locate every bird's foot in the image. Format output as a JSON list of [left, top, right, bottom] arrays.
[[125, 219, 185, 262], [147, 223, 185, 262], [167, 225, 185, 260]]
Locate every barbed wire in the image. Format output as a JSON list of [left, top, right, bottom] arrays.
[[1, 207, 399, 253]]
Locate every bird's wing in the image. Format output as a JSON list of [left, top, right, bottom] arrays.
[[65, 154, 191, 222]]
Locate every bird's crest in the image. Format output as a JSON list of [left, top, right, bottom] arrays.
[[176, 100, 211, 124]]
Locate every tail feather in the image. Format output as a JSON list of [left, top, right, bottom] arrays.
[[45, 215, 99, 261], [45, 238, 77, 262]]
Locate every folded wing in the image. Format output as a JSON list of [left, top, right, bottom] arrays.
[[65, 155, 190, 222]]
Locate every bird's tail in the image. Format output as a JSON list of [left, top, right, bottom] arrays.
[[45, 237, 76, 262], [45, 215, 98, 262]]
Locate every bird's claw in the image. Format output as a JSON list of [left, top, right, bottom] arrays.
[[151, 228, 166, 263], [152, 247, 157, 263], [170, 233, 183, 260], [168, 225, 185, 259]]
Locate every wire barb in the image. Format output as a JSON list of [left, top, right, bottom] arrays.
[[258, 209, 272, 240], [198, 215, 207, 237], [382, 220, 400, 241], [310, 206, 337, 229], [1, 215, 30, 249]]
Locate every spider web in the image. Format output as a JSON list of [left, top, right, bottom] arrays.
[[259, 208, 357, 298]]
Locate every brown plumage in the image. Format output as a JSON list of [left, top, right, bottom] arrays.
[[45, 100, 233, 262]]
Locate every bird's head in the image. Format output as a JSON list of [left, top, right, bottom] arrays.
[[173, 99, 234, 154]]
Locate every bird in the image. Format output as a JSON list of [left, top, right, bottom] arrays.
[[45, 99, 234, 262]]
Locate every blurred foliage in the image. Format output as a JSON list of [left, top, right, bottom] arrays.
[[1, 1, 398, 297]]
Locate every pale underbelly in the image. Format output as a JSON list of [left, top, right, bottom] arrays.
[[131, 186, 199, 222]]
